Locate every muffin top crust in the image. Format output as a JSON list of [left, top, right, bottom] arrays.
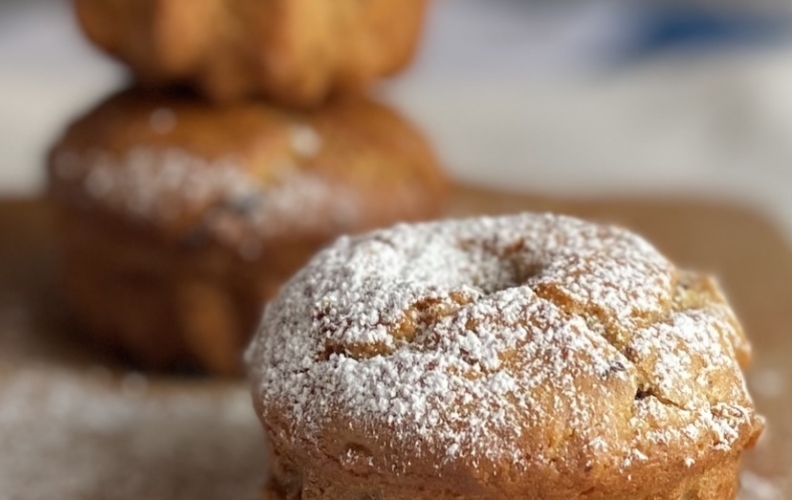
[[48, 89, 447, 259]]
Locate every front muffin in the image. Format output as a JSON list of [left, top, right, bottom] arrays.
[[47, 89, 447, 375], [74, 0, 429, 105], [246, 213, 764, 499]]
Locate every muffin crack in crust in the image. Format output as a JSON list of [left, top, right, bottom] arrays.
[[247, 213, 764, 499]]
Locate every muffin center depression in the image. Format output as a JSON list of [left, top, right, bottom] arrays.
[[312, 221, 668, 369], [315, 237, 549, 361]]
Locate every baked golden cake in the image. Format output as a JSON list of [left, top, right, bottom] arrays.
[[74, 0, 429, 106], [47, 88, 448, 375], [246, 213, 764, 499]]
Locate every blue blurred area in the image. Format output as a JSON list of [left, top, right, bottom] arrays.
[[411, 0, 792, 80], [628, 5, 791, 57]]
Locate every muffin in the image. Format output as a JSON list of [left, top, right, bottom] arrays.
[[246, 213, 764, 499], [47, 88, 448, 375], [74, 0, 430, 106]]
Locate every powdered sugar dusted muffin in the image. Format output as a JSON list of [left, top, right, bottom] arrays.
[[246, 213, 764, 499], [47, 88, 447, 375]]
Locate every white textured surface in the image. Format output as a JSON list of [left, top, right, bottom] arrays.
[[0, 368, 266, 500]]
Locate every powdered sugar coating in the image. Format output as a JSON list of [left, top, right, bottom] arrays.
[[246, 213, 761, 475], [50, 148, 360, 259]]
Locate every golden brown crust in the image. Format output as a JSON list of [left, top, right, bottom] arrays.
[[74, 0, 429, 105], [53, 206, 320, 374], [261, 449, 743, 500], [47, 88, 448, 375], [247, 214, 763, 498]]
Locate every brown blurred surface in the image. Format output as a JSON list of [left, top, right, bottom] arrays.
[[0, 185, 789, 499]]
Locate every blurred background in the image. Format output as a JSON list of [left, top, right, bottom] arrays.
[[1, 0, 791, 240]]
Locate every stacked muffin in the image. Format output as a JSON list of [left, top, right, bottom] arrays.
[[48, 0, 448, 375]]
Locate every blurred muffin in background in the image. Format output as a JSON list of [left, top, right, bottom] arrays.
[[74, 0, 430, 106], [47, 88, 448, 375]]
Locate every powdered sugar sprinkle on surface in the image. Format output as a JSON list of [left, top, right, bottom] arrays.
[[51, 148, 360, 258], [0, 369, 264, 499]]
